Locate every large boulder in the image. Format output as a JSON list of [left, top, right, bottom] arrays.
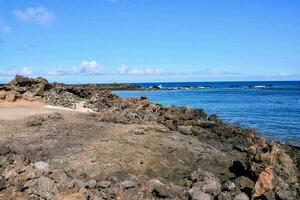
[[5, 91, 21, 102], [10, 75, 33, 88], [247, 139, 300, 199], [24, 176, 58, 199], [190, 170, 222, 197], [9, 75, 50, 99], [148, 179, 175, 198]]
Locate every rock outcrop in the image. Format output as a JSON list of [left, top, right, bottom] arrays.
[[0, 75, 299, 199]]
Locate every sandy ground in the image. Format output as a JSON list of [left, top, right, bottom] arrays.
[[0, 100, 93, 120], [0, 100, 57, 120]]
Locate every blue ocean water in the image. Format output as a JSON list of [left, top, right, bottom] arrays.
[[114, 81, 300, 146]]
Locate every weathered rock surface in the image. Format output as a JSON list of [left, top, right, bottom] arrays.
[[0, 75, 299, 199]]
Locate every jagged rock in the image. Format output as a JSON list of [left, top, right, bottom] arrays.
[[33, 161, 49, 175], [199, 120, 217, 128], [190, 170, 222, 196], [86, 179, 97, 189], [0, 91, 7, 100], [12, 154, 28, 174], [0, 156, 7, 167], [148, 179, 174, 198], [5, 91, 20, 102], [164, 120, 178, 131], [57, 173, 74, 190], [25, 176, 58, 199], [0, 76, 299, 199], [45, 112, 63, 120], [97, 181, 112, 189], [252, 166, 275, 199], [223, 180, 236, 191], [218, 191, 232, 200], [0, 176, 9, 190], [247, 141, 299, 199], [26, 115, 45, 127], [233, 192, 249, 200], [121, 180, 139, 189], [234, 176, 254, 191], [188, 190, 212, 200], [178, 125, 193, 135], [208, 114, 222, 124], [22, 91, 37, 101], [10, 75, 33, 87], [191, 127, 210, 136]]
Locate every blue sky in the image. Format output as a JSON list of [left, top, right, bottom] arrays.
[[0, 0, 300, 83]]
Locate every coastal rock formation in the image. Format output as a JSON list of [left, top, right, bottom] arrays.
[[0, 75, 299, 199]]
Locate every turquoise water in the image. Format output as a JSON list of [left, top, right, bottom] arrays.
[[114, 81, 300, 146]]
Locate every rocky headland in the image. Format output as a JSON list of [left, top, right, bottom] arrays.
[[0, 75, 299, 200]]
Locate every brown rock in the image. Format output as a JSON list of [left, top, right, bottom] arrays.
[[5, 91, 20, 102], [253, 166, 274, 198], [0, 91, 7, 100], [234, 176, 254, 191]]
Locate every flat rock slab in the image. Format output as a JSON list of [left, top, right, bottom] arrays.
[[0, 108, 231, 185]]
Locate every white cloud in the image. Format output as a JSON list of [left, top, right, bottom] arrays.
[[72, 61, 105, 75], [13, 6, 54, 25], [0, 67, 33, 76], [117, 65, 165, 75], [45, 61, 106, 75], [21, 67, 33, 75], [200, 68, 240, 75], [44, 68, 67, 76]]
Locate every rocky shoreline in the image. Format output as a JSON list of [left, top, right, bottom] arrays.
[[0, 75, 299, 200]]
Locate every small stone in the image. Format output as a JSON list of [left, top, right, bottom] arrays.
[[26, 115, 45, 127], [0, 176, 10, 190], [121, 180, 138, 189], [97, 181, 112, 189], [218, 192, 232, 200], [57, 173, 73, 190], [86, 180, 97, 189], [191, 170, 222, 196], [164, 120, 178, 131], [188, 190, 212, 200], [178, 125, 192, 135], [233, 192, 249, 200], [0, 156, 7, 167], [33, 161, 49, 175], [199, 120, 217, 128], [46, 112, 63, 120], [208, 114, 221, 124], [148, 179, 174, 198], [234, 176, 254, 191], [0, 92, 7, 100], [223, 180, 236, 191]]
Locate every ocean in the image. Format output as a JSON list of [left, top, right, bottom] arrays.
[[114, 81, 300, 146]]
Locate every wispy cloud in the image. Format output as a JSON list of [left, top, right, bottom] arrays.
[[45, 61, 106, 75], [0, 67, 33, 76], [117, 65, 165, 75], [198, 68, 241, 76], [0, 19, 11, 34], [13, 6, 54, 25], [0, 25, 11, 33]]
